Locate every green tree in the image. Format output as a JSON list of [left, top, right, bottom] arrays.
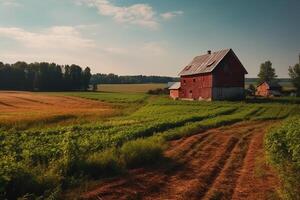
[[247, 84, 256, 96], [82, 67, 91, 90], [69, 64, 82, 90], [257, 61, 277, 84], [289, 63, 300, 96], [0, 61, 88, 91]]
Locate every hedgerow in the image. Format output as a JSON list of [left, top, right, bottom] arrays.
[[265, 117, 300, 200]]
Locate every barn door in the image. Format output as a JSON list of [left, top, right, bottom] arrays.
[[189, 90, 193, 99]]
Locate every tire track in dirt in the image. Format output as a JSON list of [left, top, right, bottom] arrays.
[[202, 122, 271, 200], [231, 122, 280, 200], [79, 121, 279, 200], [155, 136, 238, 200], [202, 132, 254, 200]]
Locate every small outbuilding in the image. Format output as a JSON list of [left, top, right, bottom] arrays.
[[169, 82, 181, 99], [169, 49, 247, 101], [256, 81, 282, 97]]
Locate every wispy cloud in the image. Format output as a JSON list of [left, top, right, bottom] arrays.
[[76, 0, 183, 29], [161, 11, 183, 20], [0, 0, 21, 7], [0, 26, 95, 49], [0, 25, 169, 75]]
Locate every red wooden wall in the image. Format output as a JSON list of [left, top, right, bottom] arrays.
[[212, 52, 245, 88], [170, 89, 179, 99], [180, 73, 213, 99], [256, 82, 270, 96]]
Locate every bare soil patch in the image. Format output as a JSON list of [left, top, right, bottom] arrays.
[[78, 121, 280, 200], [0, 91, 114, 127]]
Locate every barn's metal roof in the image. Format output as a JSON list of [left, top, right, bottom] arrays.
[[178, 49, 245, 76], [168, 82, 181, 90]]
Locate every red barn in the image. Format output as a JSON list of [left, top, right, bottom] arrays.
[[169, 49, 247, 101], [256, 81, 282, 97]]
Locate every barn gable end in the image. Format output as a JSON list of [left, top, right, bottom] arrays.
[[172, 49, 247, 101]]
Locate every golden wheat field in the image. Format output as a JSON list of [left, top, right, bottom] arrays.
[[0, 91, 114, 127]]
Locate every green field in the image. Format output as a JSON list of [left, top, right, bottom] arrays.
[[1, 91, 300, 199], [96, 83, 167, 93], [95, 81, 295, 94]]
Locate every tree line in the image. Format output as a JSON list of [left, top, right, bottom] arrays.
[[0, 61, 91, 91], [90, 73, 178, 84]]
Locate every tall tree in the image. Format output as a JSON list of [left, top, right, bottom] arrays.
[[257, 61, 277, 84], [0, 61, 90, 91], [69, 65, 82, 90], [289, 63, 300, 96], [82, 67, 91, 90]]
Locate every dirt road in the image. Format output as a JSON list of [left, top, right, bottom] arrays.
[[80, 121, 280, 200]]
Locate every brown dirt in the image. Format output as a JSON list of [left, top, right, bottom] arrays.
[[0, 91, 114, 126], [78, 121, 280, 200]]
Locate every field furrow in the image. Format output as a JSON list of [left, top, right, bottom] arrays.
[[80, 121, 280, 200]]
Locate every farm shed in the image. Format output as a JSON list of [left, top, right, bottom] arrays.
[[172, 49, 247, 101], [256, 81, 282, 97], [169, 82, 181, 99]]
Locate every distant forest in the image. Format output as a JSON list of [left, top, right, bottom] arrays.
[[0, 62, 91, 91], [0, 61, 293, 91], [91, 73, 179, 84]]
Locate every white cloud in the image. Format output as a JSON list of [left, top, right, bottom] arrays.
[[0, 25, 173, 75], [76, 0, 183, 29], [161, 11, 183, 20], [0, 0, 21, 7], [0, 26, 95, 49]]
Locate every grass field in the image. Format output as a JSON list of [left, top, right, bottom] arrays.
[[96, 83, 167, 93], [96, 81, 295, 94], [0, 91, 299, 199]]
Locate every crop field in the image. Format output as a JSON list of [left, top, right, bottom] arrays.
[[96, 83, 167, 93], [0, 91, 115, 129], [0, 91, 299, 199]]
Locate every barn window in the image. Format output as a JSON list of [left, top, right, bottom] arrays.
[[183, 80, 186, 84]]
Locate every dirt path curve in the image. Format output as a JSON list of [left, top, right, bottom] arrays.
[[80, 121, 280, 200]]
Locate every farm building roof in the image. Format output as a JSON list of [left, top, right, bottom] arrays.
[[168, 82, 181, 90], [257, 81, 282, 89], [178, 49, 247, 76]]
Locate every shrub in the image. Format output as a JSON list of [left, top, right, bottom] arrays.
[[147, 88, 169, 95], [83, 148, 123, 179], [120, 138, 164, 168], [265, 117, 300, 199]]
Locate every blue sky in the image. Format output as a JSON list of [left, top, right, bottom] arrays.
[[0, 0, 299, 77]]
